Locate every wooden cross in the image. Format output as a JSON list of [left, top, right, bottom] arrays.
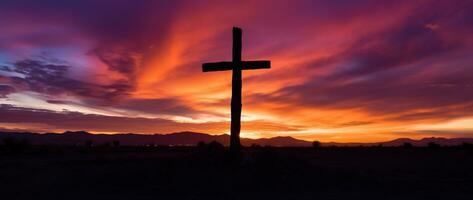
[[202, 27, 271, 153]]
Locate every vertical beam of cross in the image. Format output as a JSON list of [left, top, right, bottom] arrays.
[[230, 27, 242, 152], [202, 27, 271, 154]]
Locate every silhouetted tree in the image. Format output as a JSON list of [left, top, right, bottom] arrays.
[[402, 142, 413, 148], [427, 142, 440, 149], [312, 141, 321, 149]]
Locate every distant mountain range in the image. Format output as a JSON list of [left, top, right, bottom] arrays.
[[1, 131, 472, 147], [324, 137, 473, 147]]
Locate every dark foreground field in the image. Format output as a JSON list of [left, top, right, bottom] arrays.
[[1, 146, 472, 200]]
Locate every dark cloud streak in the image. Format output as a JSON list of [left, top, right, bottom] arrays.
[[1, 58, 134, 102]]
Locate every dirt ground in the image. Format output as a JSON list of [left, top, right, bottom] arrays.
[[1, 147, 472, 200]]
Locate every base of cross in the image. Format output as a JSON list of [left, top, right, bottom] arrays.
[[224, 148, 243, 166]]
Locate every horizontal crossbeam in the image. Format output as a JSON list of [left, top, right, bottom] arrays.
[[202, 62, 233, 72], [242, 60, 271, 70], [202, 60, 271, 72]]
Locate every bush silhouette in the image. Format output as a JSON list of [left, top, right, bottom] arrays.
[[196, 141, 224, 153], [461, 142, 473, 149], [2, 137, 29, 153], [197, 141, 206, 149], [312, 141, 321, 149], [98, 142, 112, 148], [402, 142, 413, 148], [427, 142, 440, 149], [207, 141, 224, 152]]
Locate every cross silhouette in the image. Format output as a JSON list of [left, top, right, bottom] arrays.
[[202, 27, 271, 153]]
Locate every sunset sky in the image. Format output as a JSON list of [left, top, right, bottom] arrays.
[[1, 0, 473, 142]]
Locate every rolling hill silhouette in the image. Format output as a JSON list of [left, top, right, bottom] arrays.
[[1, 131, 472, 147], [0, 131, 312, 147]]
